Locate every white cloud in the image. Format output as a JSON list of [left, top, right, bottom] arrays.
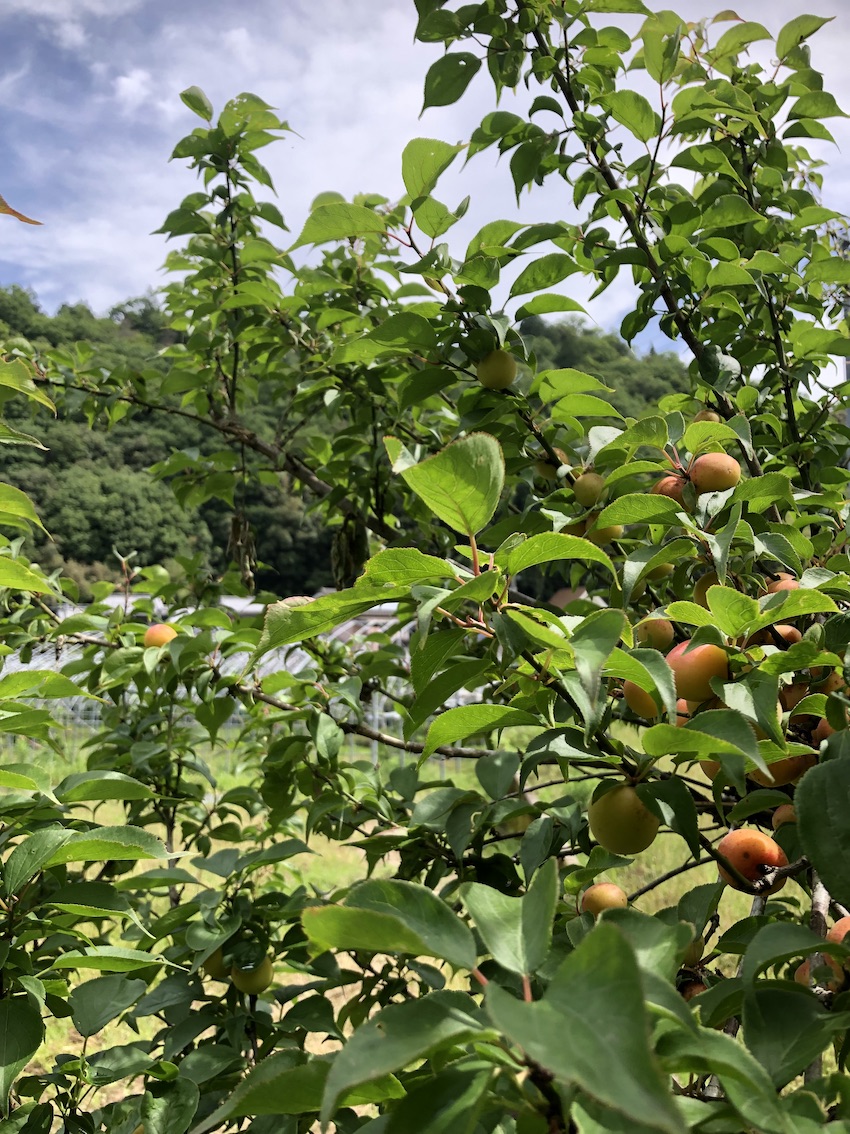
[[113, 67, 152, 113], [0, 0, 848, 338]]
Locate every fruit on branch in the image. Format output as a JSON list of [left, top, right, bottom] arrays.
[[573, 471, 605, 507], [827, 918, 850, 970], [772, 804, 796, 830], [622, 681, 659, 719], [765, 573, 799, 594], [681, 980, 708, 1001], [585, 522, 624, 546], [751, 623, 802, 648], [813, 717, 835, 745], [647, 562, 674, 581], [476, 349, 517, 390], [779, 682, 808, 711], [716, 829, 789, 894], [635, 618, 674, 651], [588, 783, 659, 855], [816, 670, 847, 695], [689, 453, 741, 494], [534, 447, 569, 481], [748, 753, 815, 787], [562, 518, 587, 537], [652, 474, 688, 506], [203, 947, 230, 981], [144, 623, 177, 648], [700, 759, 721, 780], [231, 955, 274, 994], [694, 409, 722, 423], [794, 955, 844, 993], [693, 571, 719, 609], [580, 882, 628, 916], [666, 640, 728, 702]]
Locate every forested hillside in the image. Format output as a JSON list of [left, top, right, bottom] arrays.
[[0, 285, 688, 597]]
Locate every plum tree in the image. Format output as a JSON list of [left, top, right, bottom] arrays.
[[476, 349, 517, 390], [666, 640, 728, 701], [588, 784, 659, 855], [716, 829, 789, 894]]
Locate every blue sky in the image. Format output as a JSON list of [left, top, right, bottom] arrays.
[[1, 0, 849, 351]]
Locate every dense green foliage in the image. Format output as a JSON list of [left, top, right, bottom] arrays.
[[2, 6, 850, 1134], [0, 286, 685, 598]]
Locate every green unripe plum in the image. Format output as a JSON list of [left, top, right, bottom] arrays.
[[588, 784, 659, 855], [573, 471, 605, 507], [203, 947, 230, 981], [231, 955, 274, 995], [585, 523, 623, 546], [476, 350, 517, 390]]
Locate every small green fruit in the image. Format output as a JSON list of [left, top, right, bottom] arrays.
[[232, 955, 274, 995], [573, 471, 605, 507], [476, 349, 517, 390], [203, 947, 230, 981], [588, 784, 659, 855]]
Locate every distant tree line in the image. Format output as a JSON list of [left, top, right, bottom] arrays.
[[0, 286, 688, 598]]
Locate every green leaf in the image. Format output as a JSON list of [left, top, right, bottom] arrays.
[[391, 432, 504, 537], [509, 254, 576, 298], [292, 203, 386, 248], [366, 312, 437, 354], [44, 826, 167, 866], [56, 772, 154, 803], [597, 493, 683, 527], [142, 1078, 201, 1134], [804, 258, 850, 285], [5, 827, 72, 895], [0, 557, 49, 593], [0, 358, 54, 410], [191, 1051, 403, 1132], [52, 946, 168, 972], [504, 532, 615, 578], [180, 85, 213, 121], [516, 295, 586, 319], [0, 999, 43, 1115], [797, 756, 850, 906], [787, 92, 847, 120], [303, 887, 476, 970], [486, 924, 685, 1134], [423, 53, 481, 110], [712, 21, 771, 56], [402, 138, 463, 199], [743, 982, 849, 1089], [571, 609, 627, 702], [776, 15, 833, 60], [421, 704, 539, 759], [69, 974, 145, 1037], [321, 992, 487, 1124], [385, 1066, 490, 1134], [256, 582, 409, 654], [700, 196, 763, 230], [345, 879, 476, 969], [603, 90, 659, 143], [461, 858, 558, 975]]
